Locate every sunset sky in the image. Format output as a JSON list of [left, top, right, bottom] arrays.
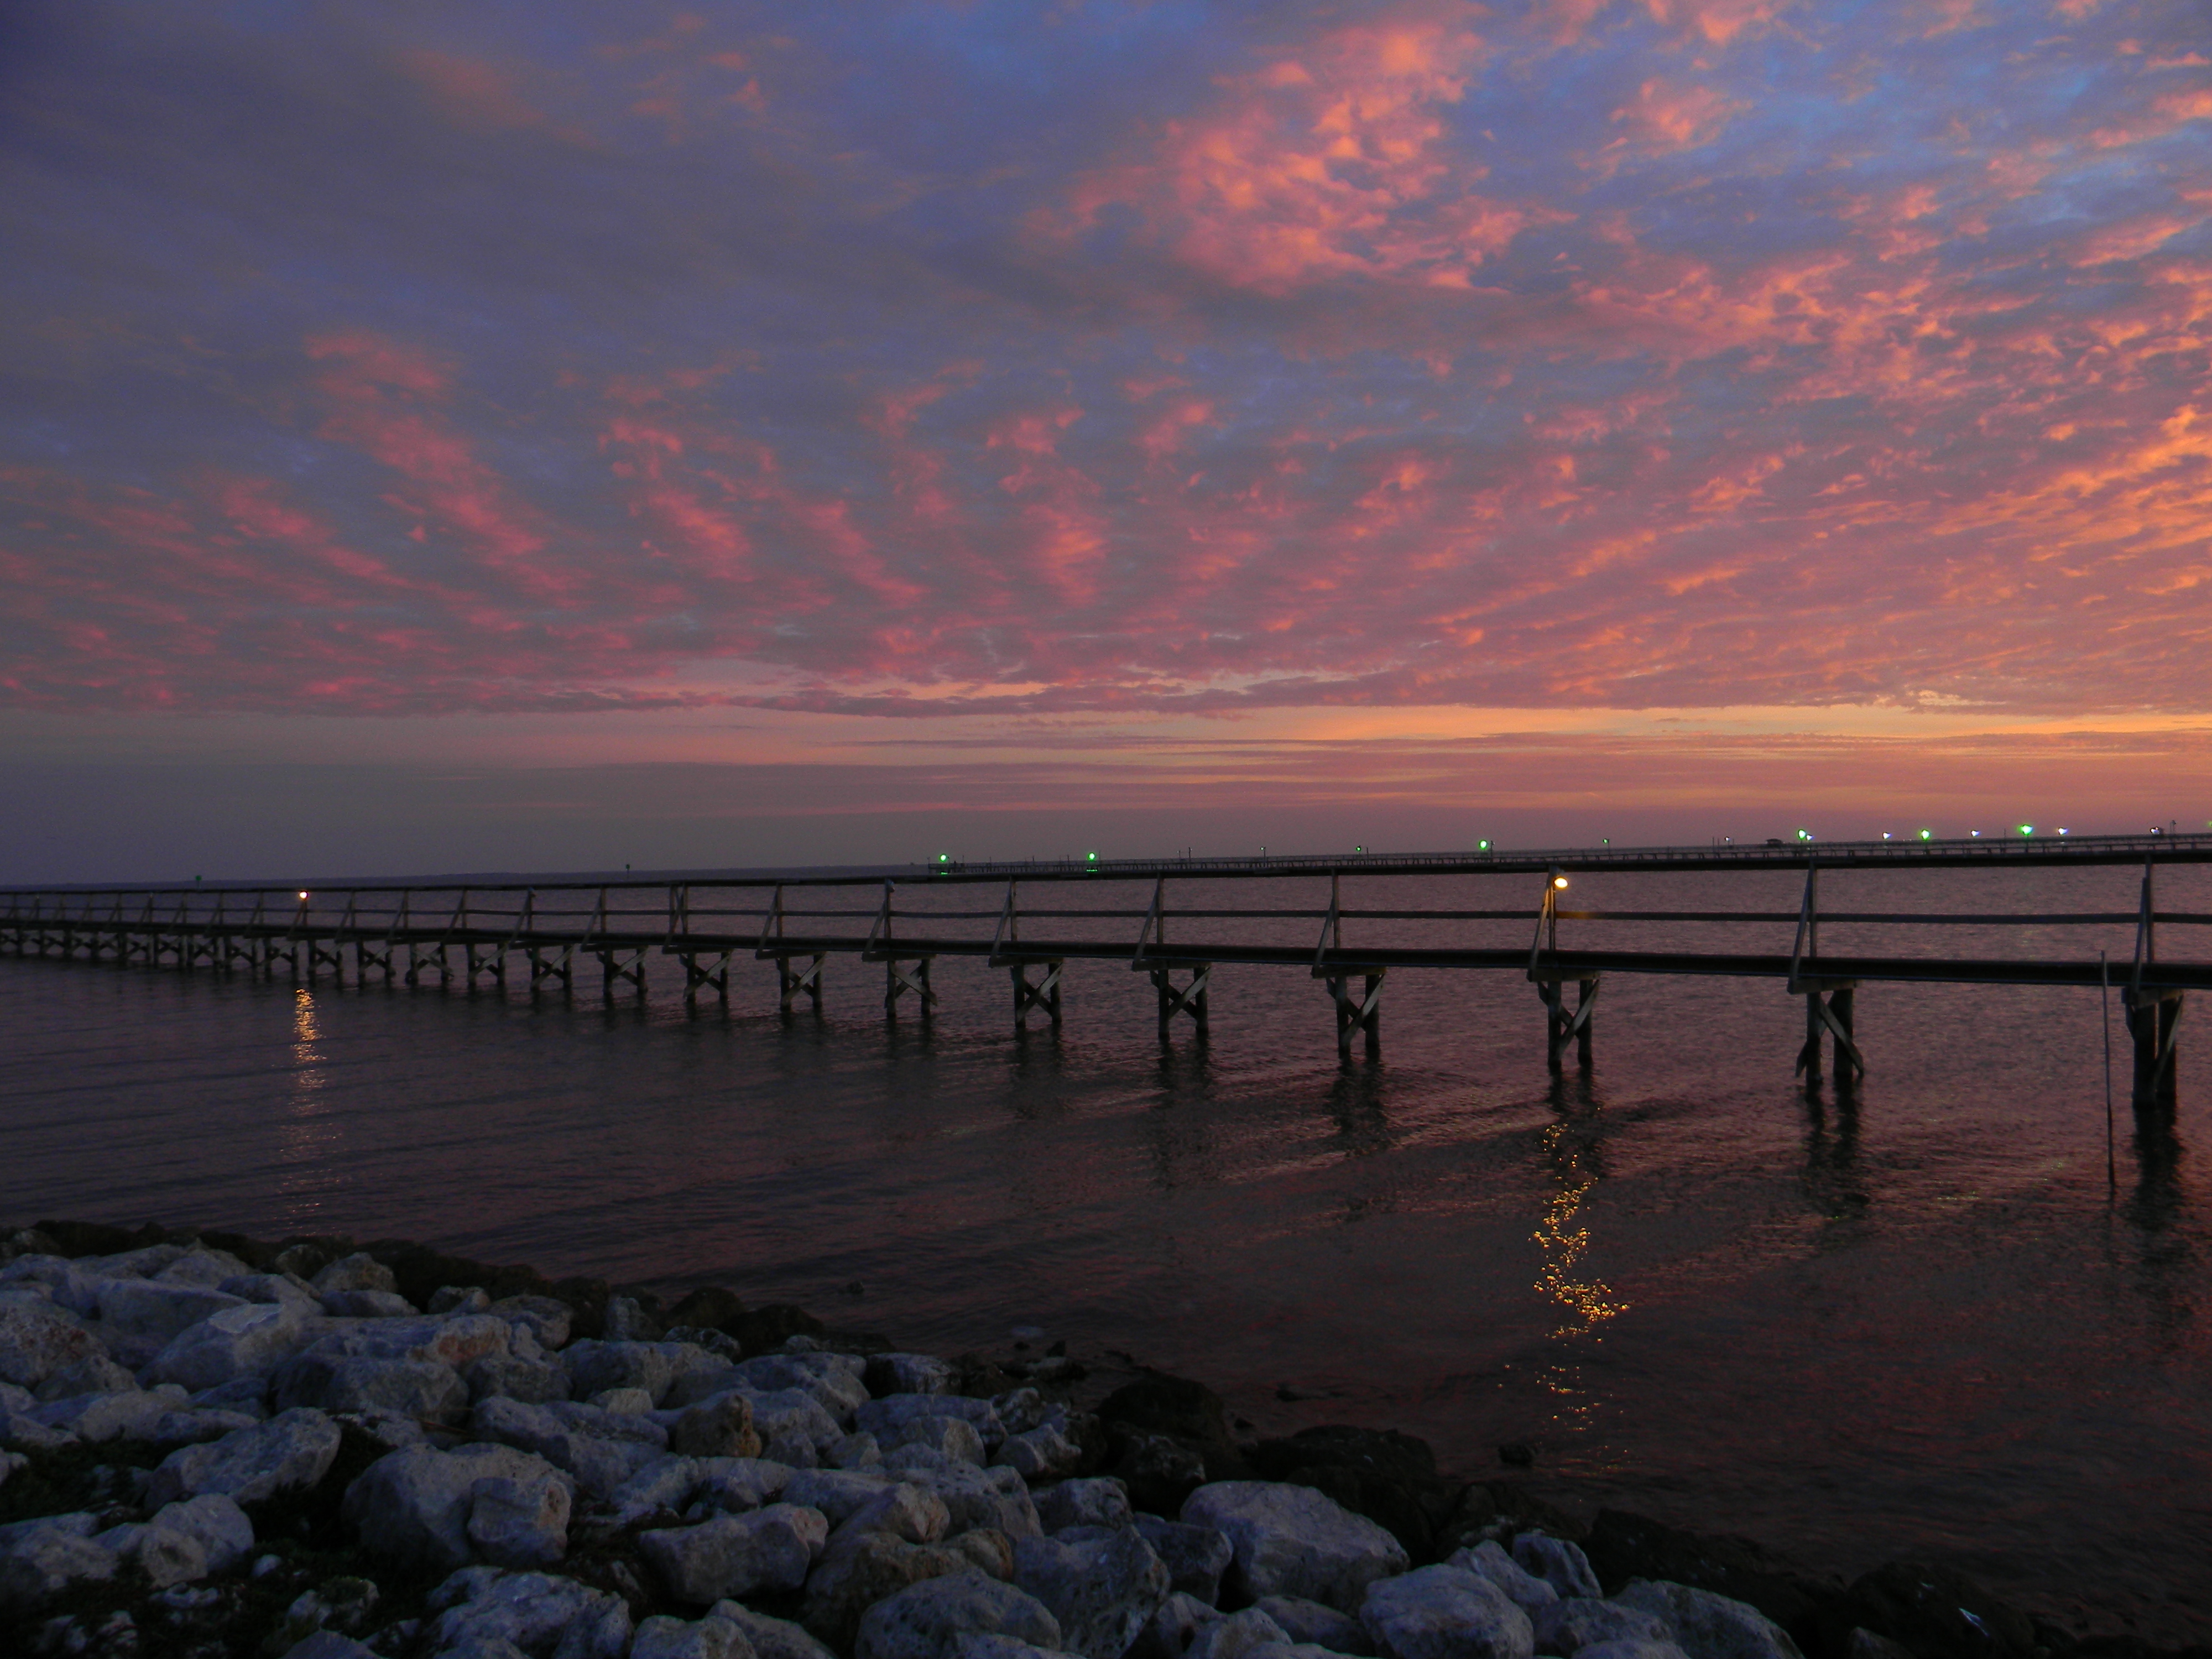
[[4, 0, 2210, 880]]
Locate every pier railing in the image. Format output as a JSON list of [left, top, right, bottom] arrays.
[[4, 832, 2205, 1100]]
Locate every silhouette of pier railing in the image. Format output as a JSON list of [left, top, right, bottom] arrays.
[[4, 832, 2208, 1104]]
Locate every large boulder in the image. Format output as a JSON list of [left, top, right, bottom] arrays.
[[671, 1392, 765, 1459], [1248, 1427, 1453, 1564], [425, 1564, 633, 1658], [633, 1613, 754, 1659], [1535, 1600, 1675, 1657], [854, 1572, 1064, 1659], [466, 1470, 573, 1568], [566, 1338, 676, 1404], [638, 1503, 831, 1604], [858, 1394, 1006, 1450], [901, 1462, 1042, 1538], [1135, 1516, 1233, 1605], [471, 1395, 668, 1499], [147, 1300, 317, 1392], [0, 1300, 103, 1389], [145, 1407, 342, 1507], [1614, 1582, 1805, 1659], [1013, 1525, 1172, 1659], [1188, 1608, 1293, 1659], [1255, 1595, 1375, 1655], [803, 1532, 1014, 1652], [713, 1600, 842, 1659], [1512, 1535, 1601, 1601], [1449, 1544, 1558, 1618], [341, 1442, 571, 1573], [100, 1493, 254, 1589], [1036, 1479, 1134, 1536], [1182, 1481, 1409, 1611], [275, 1352, 468, 1421], [867, 1354, 959, 1397], [0, 1513, 117, 1611], [734, 1352, 872, 1418], [1359, 1564, 1533, 1659], [92, 1279, 248, 1359], [1580, 1512, 1832, 1636], [33, 1385, 186, 1444], [313, 1253, 399, 1296]]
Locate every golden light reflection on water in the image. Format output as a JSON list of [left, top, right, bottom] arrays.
[[1533, 1118, 1630, 1338], [279, 988, 340, 1219]]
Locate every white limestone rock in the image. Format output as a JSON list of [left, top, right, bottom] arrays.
[[1359, 1565, 1533, 1659], [782, 1468, 896, 1526], [952, 1639, 1091, 1659], [0, 1300, 103, 1390], [1510, 1534, 1601, 1603], [100, 1493, 254, 1589], [633, 1612, 757, 1659], [466, 1469, 573, 1568], [1611, 1582, 1804, 1659], [1449, 1543, 1558, 1618], [858, 1393, 1006, 1451], [312, 1254, 398, 1296], [734, 1352, 872, 1420], [1186, 1608, 1293, 1659], [711, 1599, 843, 1659], [146, 1407, 343, 1507], [465, 1352, 572, 1405], [320, 1288, 419, 1319], [637, 1501, 831, 1603], [690, 1456, 797, 1515], [1036, 1479, 1133, 1535], [92, 1279, 248, 1360], [1254, 1596, 1375, 1656], [565, 1338, 675, 1404], [902, 1460, 1044, 1538], [426, 1565, 633, 1658], [32, 1384, 187, 1443], [470, 1395, 668, 1499], [671, 1391, 764, 1458], [341, 1442, 570, 1573], [1574, 1644, 1693, 1659], [147, 1300, 318, 1392], [869, 1353, 959, 1397], [854, 1571, 1065, 1659], [994, 1425, 1084, 1482], [831, 1431, 886, 1469], [0, 1512, 118, 1610], [893, 1415, 990, 1465], [1013, 1524, 1173, 1659], [1182, 1482, 1410, 1613], [32, 1354, 138, 1400], [489, 1296, 573, 1352], [1534, 1599, 1677, 1657], [733, 1385, 847, 1466], [276, 1353, 469, 1421]]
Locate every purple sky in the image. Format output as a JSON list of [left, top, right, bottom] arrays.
[[3, 1, 2209, 880]]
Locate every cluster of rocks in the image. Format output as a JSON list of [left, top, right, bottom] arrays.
[[0, 1219, 2181, 1659]]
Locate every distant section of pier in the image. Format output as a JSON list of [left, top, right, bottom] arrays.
[[3, 831, 2204, 1105]]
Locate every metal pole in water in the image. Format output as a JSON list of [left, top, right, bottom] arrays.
[[2100, 949, 2115, 1196]]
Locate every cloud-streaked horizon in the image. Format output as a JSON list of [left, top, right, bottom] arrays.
[[4, 0, 2206, 734]]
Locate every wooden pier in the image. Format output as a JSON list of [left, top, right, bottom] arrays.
[[4, 833, 2208, 1107]]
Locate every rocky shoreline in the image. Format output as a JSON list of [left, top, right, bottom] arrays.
[[0, 1218, 2198, 1659]]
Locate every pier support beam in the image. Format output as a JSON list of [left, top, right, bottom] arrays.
[[1792, 979, 1865, 1086], [884, 956, 934, 1020], [1325, 969, 1385, 1057], [1011, 961, 1063, 1030], [528, 945, 575, 994], [405, 941, 450, 988], [1151, 963, 1211, 1039], [777, 954, 825, 1014], [2126, 988, 2182, 1108], [597, 948, 648, 999], [465, 942, 505, 990], [679, 950, 732, 1005], [1535, 973, 1599, 1071]]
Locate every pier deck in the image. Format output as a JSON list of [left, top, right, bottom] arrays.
[[5, 831, 2206, 1101]]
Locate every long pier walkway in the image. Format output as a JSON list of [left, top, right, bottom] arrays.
[[4, 832, 2207, 1105]]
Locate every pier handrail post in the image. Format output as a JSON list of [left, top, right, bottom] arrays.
[[756, 884, 786, 954], [2132, 854, 2154, 995], [1131, 877, 1165, 968], [864, 879, 895, 958], [990, 878, 1018, 962], [1314, 873, 1340, 972], [1788, 861, 1819, 990]]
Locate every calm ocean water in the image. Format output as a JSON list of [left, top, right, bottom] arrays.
[[2, 864, 2207, 1639]]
